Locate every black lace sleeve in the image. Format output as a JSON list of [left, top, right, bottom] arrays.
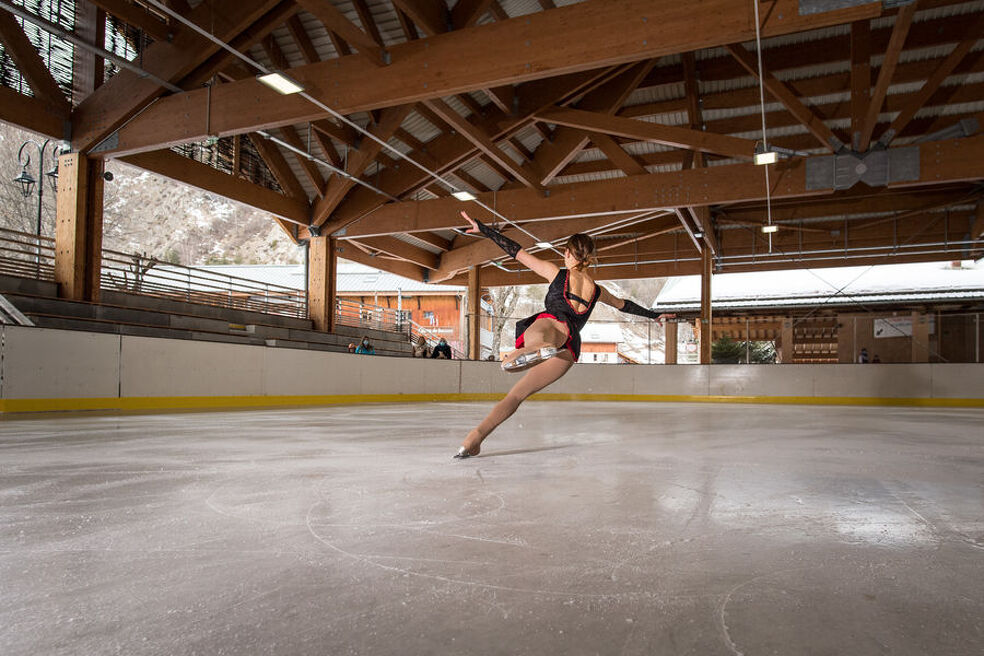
[[620, 299, 660, 319], [475, 219, 521, 258]]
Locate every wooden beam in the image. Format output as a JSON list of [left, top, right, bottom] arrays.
[[850, 20, 871, 151], [673, 208, 703, 253], [858, 1, 917, 152], [72, 0, 282, 152], [72, 2, 105, 106], [87, 0, 176, 43], [335, 241, 426, 281], [536, 106, 756, 160], [308, 236, 337, 332], [55, 154, 103, 302], [355, 236, 440, 269], [120, 149, 310, 224], [699, 246, 712, 364], [294, 0, 387, 65], [726, 43, 844, 152], [972, 201, 984, 241], [432, 212, 663, 281], [286, 14, 320, 64], [467, 266, 481, 359], [410, 231, 452, 251], [392, 0, 448, 36], [249, 133, 309, 201], [87, 0, 885, 157], [422, 97, 544, 189], [336, 135, 984, 238], [681, 51, 704, 170], [877, 12, 984, 146], [311, 105, 413, 226], [589, 133, 648, 176], [0, 85, 68, 138], [690, 206, 720, 256], [351, 0, 385, 47], [0, 10, 69, 112], [451, 0, 495, 29], [276, 126, 326, 195]]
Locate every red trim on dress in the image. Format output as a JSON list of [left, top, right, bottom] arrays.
[[515, 312, 578, 361], [563, 269, 597, 315]]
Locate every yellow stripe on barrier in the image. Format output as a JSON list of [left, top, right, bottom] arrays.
[[1, 393, 983, 414]]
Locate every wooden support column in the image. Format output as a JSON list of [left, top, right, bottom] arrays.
[[308, 236, 337, 332], [55, 154, 103, 302], [468, 266, 481, 360], [911, 311, 930, 363], [780, 318, 794, 364], [699, 247, 712, 364], [664, 320, 678, 365]]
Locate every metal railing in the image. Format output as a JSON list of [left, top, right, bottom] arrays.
[[0, 227, 55, 282], [99, 250, 307, 318], [335, 298, 466, 357]]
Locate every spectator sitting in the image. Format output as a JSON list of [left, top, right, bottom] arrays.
[[347, 343, 356, 353], [355, 337, 375, 355], [430, 338, 453, 360], [412, 335, 430, 358], [858, 347, 869, 363], [485, 355, 496, 362], [872, 354, 881, 363]]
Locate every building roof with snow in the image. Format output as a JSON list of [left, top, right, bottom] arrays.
[[652, 261, 984, 312], [581, 323, 624, 344]]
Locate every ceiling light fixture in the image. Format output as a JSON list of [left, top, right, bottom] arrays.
[[762, 224, 779, 234], [535, 241, 552, 249], [257, 72, 304, 95], [451, 190, 477, 202], [754, 150, 778, 166]]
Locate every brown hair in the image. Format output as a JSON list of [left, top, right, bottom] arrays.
[[564, 233, 596, 271]]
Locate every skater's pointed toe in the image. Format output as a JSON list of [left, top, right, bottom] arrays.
[[453, 446, 479, 459]]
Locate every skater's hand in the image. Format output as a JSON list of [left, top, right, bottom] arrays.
[[656, 313, 675, 324], [460, 211, 480, 234]]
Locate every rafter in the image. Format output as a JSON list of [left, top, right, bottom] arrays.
[[422, 98, 544, 189], [392, 0, 448, 37], [877, 12, 984, 146], [849, 20, 871, 151], [726, 43, 844, 152], [336, 135, 984, 238], [87, 0, 885, 159], [294, 0, 386, 65], [351, 0, 385, 47], [681, 51, 705, 170], [0, 85, 67, 138], [858, 1, 917, 152], [248, 133, 308, 201], [311, 105, 414, 226], [276, 126, 326, 195], [530, 61, 654, 185], [120, 149, 309, 225], [354, 236, 439, 269], [589, 133, 647, 176], [72, 0, 283, 152], [0, 10, 69, 112], [286, 14, 320, 64], [536, 106, 756, 160], [451, 0, 495, 29]]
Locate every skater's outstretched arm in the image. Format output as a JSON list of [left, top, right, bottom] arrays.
[[460, 211, 559, 282], [598, 287, 674, 322]]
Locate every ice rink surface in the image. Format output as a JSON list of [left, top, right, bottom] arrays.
[[1, 401, 982, 655]]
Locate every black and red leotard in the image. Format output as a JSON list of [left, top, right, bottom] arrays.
[[514, 268, 601, 362]]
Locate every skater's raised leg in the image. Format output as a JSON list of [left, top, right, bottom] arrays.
[[501, 317, 569, 373]]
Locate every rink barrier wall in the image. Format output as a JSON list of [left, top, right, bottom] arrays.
[[2, 326, 983, 413]]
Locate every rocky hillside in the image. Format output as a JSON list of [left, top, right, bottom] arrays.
[[0, 122, 302, 266]]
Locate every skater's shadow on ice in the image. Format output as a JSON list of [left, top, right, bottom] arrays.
[[482, 444, 576, 458]]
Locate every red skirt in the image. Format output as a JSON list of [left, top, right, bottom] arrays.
[[514, 312, 578, 361]]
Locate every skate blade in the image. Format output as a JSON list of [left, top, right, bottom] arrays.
[[501, 347, 560, 373], [453, 446, 476, 459]]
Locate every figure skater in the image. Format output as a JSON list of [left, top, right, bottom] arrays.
[[454, 211, 672, 459]]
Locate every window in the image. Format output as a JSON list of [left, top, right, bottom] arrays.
[[422, 311, 436, 325]]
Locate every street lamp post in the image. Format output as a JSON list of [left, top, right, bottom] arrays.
[[12, 139, 61, 278]]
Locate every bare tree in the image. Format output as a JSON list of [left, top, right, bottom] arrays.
[[488, 286, 520, 358]]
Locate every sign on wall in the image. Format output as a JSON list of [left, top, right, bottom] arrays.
[[873, 316, 935, 339]]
